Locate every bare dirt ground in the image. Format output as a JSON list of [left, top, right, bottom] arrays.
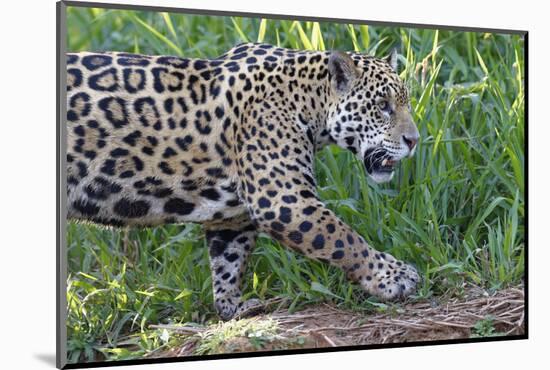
[[151, 286, 525, 358]]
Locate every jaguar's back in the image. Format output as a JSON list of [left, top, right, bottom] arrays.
[[66, 51, 251, 227]]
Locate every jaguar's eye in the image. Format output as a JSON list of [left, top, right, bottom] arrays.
[[379, 100, 392, 113]]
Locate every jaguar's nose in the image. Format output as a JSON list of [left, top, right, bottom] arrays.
[[402, 134, 418, 151]]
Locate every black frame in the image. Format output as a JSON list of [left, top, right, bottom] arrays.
[[56, 1, 529, 368]]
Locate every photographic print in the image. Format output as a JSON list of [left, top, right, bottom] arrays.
[[57, 1, 526, 367]]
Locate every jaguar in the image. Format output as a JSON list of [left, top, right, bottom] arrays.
[[66, 42, 420, 320]]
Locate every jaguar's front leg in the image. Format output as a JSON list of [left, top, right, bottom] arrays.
[[235, 118, 420, 302], [205, 215, 261, 320]]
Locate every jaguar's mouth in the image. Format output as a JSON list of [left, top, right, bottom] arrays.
[[378, 158, 398, 173], [363, 148, 400, 183]]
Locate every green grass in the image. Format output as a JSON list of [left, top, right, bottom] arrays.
[[65, 6, 525, 363]]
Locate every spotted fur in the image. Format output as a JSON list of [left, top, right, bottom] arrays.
[[66, 43, 420, 320]]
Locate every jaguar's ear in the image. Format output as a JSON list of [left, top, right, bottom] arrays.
[[328, 51, 359, 95], [383, 48, 398, 71]]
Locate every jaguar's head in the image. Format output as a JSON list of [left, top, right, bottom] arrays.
[[326, 49, 419, 183]]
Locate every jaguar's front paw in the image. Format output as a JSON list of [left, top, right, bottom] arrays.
[[361, 254, 420, 300]]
